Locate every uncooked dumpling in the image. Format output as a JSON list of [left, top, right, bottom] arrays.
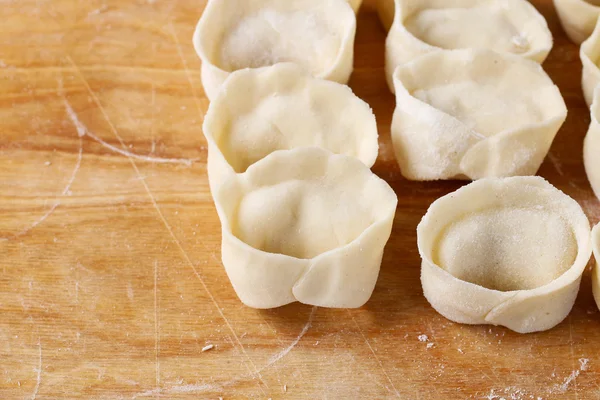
[[203, 63, 379, 193], [592, 224, 600, 311], [193, 0, 356, 100], [418, 176, 592, 333], [384, 0, 553, 92], [391, 49, 567, 181], [554, 0, 600, 44], [213, 147, 397, 309], [581, 18, 600, 106], [584, 86, 600, 201]]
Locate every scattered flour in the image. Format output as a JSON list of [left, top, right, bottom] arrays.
[[551, 358, 589, 394], [418, 334, 429, 342]]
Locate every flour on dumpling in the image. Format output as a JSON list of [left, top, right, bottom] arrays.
[[418, 176, 592, 333], [391, 49, 566, 181], [194, 0, 356, 100], [214, 147, 397, 309], [220, 10, 340, 75], [383, 0, 552, 93], [203, 63, 378, 192]]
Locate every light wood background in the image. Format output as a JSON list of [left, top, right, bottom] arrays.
[[1, 0, 599, 398]]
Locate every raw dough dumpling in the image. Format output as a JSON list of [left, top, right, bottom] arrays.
[[193, 0, 356, 100], [592, 224, 600, 311], [584, 86, 600, 201], [581, 18, 600, 106], [213, 147, 398, 309], [384, 0, 553, 92], [418, 176, 592, 333], [391, 49, 567, 181], [554, 0, 600, 44], [203, 63, 379, 192]]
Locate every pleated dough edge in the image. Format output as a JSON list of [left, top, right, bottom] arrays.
[[202, 63, 379, 195], [193, 0, 357, 101], [554, 0, 600, 44], [581, 17, 600, 107], [390, 49, 567, 181], [592, 224, 600, 311], [418, 176, 592, 333], [584, 86, 600, 201], [383, 0, 553, 93], [213, 147, 398, 309]]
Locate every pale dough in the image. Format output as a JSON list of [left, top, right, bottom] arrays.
[[581, 18, 600, 106], [584, 86, 600, 201], [193, 0, 356, 100], [554, 0, 600, 44], [391, 49, 567, 181], [213, 147, 398, 309], [419, 176, 592, 333], [592, 224, 600, 311], [384, 0, 552, 92], [203, 63, 378, 193]]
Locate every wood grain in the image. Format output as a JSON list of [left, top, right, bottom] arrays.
[[1, 0, 599, 398]]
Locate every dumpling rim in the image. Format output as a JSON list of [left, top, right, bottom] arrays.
[[390, 48, 567, 181], [193, 0, 357, 100], [553, 0, 600, 44], [213, 146, 398, 309], [584, 86, 600, 201], [202, 62, 379, 194], [384, 0, 553, 92], [417, 176, 592, 333], [592, 224, 600, 311], [580, 17, 600, 107], [214, 147, 397, 263]]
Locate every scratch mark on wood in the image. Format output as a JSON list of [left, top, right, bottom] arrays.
[[133, 307, 317, 398], [64, 56, 196, 166], [30, 339, 42, 400], [67, 54, 267, 395], [142, 194, 268, 394], [154, 260, 160, 398], [569, 315, 579, 399], [167, 22, 206, 121], [0, 96, 83, 242], [548, 152, 564, 177], [348, 311, 401, 398], [267, 306, 316, 367]]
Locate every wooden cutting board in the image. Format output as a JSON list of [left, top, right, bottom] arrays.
[[1, 0, 599, 398]]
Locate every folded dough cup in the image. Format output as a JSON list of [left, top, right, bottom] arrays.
[[581, 18, 600, 107], [384, 0, 553, 93], [593, 225, 600, 311], [391, 49, 567, 181], [584, 86, 600, 200], [202, 63, 379, 194], [213, 147, 398, 309], [193, 0, 356, 101], [554, 0, 600, 44], [418, 177, 592, 334]]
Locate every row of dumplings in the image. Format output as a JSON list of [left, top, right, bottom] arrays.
[[194, 0, 599, 184], [193, 0, 600, 333]]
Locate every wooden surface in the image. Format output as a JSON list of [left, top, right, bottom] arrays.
[[1, 0, 599, 398]]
